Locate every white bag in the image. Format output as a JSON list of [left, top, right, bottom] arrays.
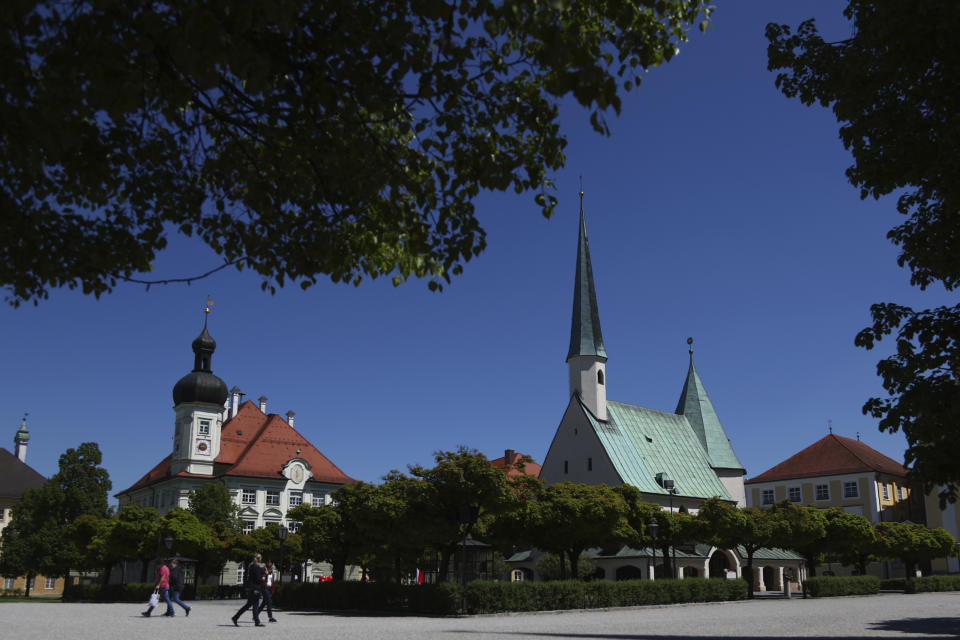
[[148, 590, 159, 607]]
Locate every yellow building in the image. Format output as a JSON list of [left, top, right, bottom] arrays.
[[924, 490, 960, 574], [0, 419, 66, 597]]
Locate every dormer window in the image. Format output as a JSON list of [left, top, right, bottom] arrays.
[[198, 419, 211, 435], [597, 370, 605, 385]]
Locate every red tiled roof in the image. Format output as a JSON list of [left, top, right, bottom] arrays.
[[118, 400, 354, 494], [490, 449, 541, 479], [745, 434, 909, 484]]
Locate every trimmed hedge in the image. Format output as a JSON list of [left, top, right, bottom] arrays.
[[904, 575, 960, 593], [879, 578, 905, 591], [274, 581, 460, 614], [463, 578, 747, 614], [195, 584, 245, 600], [803, 576, 880, 597], [64, 582, 156, 602]]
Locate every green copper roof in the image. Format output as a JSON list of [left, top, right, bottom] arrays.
[[15, 417, 29, 443], [566, 202, 607, 362], [580, 397, 733, 501], [675, 353, 744, 472]]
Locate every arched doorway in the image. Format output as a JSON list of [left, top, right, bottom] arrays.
[[709, 552, 730, 578], [615, 565, 644, 581], [762, 566, 779, 590]]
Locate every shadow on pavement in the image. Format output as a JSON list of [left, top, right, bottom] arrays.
[[871, 617, 960, 636], [447, 633, 949, 640]]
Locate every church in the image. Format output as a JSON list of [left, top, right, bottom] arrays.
[[116, 313, 355, 583], [519, 198, 803, 588]]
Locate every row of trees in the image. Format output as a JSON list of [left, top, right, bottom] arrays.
[[3, 445, 955, 598]]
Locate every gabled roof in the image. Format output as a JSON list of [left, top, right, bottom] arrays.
[[578, 397, 733, 501], [118, 400, 355, 495], [675, 353, 744, 472], [566, 200, 607, 362], [489, 450, 542, 479], [745, 433, 909, 484], [0, 448, 46, 500]]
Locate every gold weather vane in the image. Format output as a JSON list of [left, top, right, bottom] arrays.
[[203, 296, 214, 327]]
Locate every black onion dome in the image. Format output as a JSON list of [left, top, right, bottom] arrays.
[[173, 326, 229, 406]]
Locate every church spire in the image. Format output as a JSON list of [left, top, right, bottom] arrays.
[[566, 191, 608, 421], [14, 414, 29, 463], [675, 338, 744, 472], [566, 192, 607, 361]]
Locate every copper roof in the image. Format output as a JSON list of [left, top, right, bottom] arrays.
[[118, 400, 355, 494], [745, 434, 909, 484]]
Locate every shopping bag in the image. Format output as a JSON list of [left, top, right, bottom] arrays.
[[148, 590, 159, 607]]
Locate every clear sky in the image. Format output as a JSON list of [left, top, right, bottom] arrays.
[[3, 2, 953, 501]]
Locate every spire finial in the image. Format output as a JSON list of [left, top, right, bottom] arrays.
[[687, 336, 694, 355], [203, 296, 214, 328], [578, 176, 584, 210], [828, 419, 833, 434]]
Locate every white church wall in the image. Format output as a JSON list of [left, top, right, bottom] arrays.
[[540, 399, 620, 486], [716, 469, 746, 508]]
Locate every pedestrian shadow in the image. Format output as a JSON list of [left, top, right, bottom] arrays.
[[871, 617, 960, 636]]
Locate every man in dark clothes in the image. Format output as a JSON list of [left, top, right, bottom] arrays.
[[257, 559, 278, 622], [166, 558, 191, 617], [231, 553, 264, 627]]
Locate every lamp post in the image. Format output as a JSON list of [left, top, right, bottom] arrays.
[[648, 520, 659, 580], [277, 525, 288, 584]]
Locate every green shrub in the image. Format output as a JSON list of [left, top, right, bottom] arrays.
[[803, 576, 879, 597], [905, 575, 960, 593], [879, 578, 905, 591], [195, 584, 245, 600], [63, 582, 158, 602]]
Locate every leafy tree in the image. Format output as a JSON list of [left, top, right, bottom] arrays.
[[409, 447, 518, 582], [768, 501, 827, 575], [160, 508, 213, 563], [535, 552, 598, 582], [767, 1, 960, 503], [527, 482, 631, 580], [823, 509, 877, 575], [1, 0, 713, 306], [97, 504, 160, 583], [874, 521, 955, 577], [289, 502, 350, 581], [695, 498, 789, 598], [614, 485, 694, 579], [188, 482, 242, 531]]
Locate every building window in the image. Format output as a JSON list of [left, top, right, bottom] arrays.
[[311, 494, 325, 508], [198, 419, 211, 435], [882, 484, 890, 500], [587, 457, 593, 471], [597, 370, 605, 385], [242, 520, 255, 535], [564, 460, 568, 474], [287, 521, 300, 533], [815, 484, 830, 500], [4, 577, 14, 590], [788, 486, 801, 503], [761, 489, 775, 505], [237, 565, 245, 585], [266, 491, 280, 506], [242, 489, 256, 504], [289, 491, 303, 507], [843, 481, 859, 499], [900, 486, 908, 500], [45, 577, 55, 590]]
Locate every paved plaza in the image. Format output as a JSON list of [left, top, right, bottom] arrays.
[[1, 593, 958, 639]]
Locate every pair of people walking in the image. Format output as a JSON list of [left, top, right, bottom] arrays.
[[232, 553, 278, 626], [142, 557, 191, 617]]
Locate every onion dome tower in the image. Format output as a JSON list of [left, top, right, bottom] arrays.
[[171, 308, 229, 475], [14, 415, 29, 463]]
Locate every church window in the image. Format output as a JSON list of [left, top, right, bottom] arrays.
[[843, 481, 859, 499], [241, 520, 255, 534], [242, 489, 256, 504], [587, 457, 593, 471], [563, 460, 568, 474], [882, 484, 890, 500], [289, 491, 303, 507], [311, 494, 326, 507], [760, 489, 774, 505], [597, 370, 604, 385], [266, 490, 280, 506], [198, 419, 211, 435], [788, 486, 801, 503], [815, 484, 830, 500]]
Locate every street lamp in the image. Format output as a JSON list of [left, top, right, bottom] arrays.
[[277, 525, 288, 584], [648, 520, 659, 580]]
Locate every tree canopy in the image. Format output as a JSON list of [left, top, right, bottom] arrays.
[[767, 0, 960, 502], [1, 0, 712, 306]]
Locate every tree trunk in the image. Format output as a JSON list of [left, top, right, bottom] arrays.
[[661, 544, 672, 579], [139, 556, 150, 583], [438, 547, 453, 583], [101, 563, 113, 585], [332, 558, 346, 581], [745, 550, 755, 599], [567, 550, 579, 581], [24, 574, 33, 597]]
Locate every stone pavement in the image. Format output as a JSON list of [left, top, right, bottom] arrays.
[[1, 592, 958, 639]]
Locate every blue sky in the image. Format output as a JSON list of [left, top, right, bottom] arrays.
[[3, 2, 953, 500]]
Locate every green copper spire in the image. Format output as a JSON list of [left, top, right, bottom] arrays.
[[566, 193, 607, 362], [15, 415, 29, 444], [675, 339, 744, 471]]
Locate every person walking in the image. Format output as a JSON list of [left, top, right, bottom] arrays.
[[142, 557, 172, 617], [257, 559, 278, 623], [167, 558, 191, 617], [231, 553, 264, 627]]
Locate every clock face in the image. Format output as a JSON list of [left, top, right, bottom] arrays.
[[195, 439, 211, 455]]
